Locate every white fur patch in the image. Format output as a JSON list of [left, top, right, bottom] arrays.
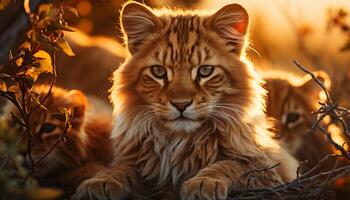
[[164, 119, 201, 133]]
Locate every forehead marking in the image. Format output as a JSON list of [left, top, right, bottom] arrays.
[[204, 47, 211, 60], [154, 51, 161, 61], [165, 16, 202, 67]]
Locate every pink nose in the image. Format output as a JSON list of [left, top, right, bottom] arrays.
[[170, 100, 193, 112]]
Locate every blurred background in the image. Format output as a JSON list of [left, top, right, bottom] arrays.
[[2, 0, 349, 106], [1, 1, 349, 199], [51, 2, 350, 183], [52, 0, 350, 108]]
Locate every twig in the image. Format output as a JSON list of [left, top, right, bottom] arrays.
[[293, 60, 331, 102], [228, 61, 350, 199], [20, 108, 72, 184], [35, 109, 72, 165], [0, 1, 76, 186], [294, 60, 350, 148], [233, 163, 281, 189]]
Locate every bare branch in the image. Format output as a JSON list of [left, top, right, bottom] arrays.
[[228, 61, 350, 199]]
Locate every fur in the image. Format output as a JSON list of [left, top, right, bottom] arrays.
[[263, 71, 337, 169], [74, 2, 298, 200], [2, 85, 113, 196]]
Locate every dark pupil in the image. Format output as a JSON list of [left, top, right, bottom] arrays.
[[152, 66, 165, 78], [156, 68, 164, 75], [40, 123, 56, 133], [200, 66, 212, 76], [286, 112, 300, 124]]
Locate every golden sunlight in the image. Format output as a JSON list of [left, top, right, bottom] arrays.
[[1, 1, 350, 199]]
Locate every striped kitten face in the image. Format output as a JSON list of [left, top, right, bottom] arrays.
[[3, 86, 87, 177], [136, 43, 242, 133], [112, 3, 252, 133], [265, 73, 328, 153]]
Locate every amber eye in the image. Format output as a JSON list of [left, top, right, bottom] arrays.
[[40, 123, 57, 134], [150, 65, 167, 79], [198, 65, 214, 78]]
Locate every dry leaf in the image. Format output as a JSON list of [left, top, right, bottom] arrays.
[[65, 6, 79, 17], [57, 38, 75, 56], [15, 57, 23, 67], [0, 79, 7, 92], [24, 0, 30, 14], [33, 50, 53, 73], [38, 4, 53, 16]]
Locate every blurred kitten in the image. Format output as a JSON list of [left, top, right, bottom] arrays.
[[263, 71, 336, 167], [1, 85, 113, 195]]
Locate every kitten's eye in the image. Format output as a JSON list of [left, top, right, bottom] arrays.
[[151, 65, 167, 79], [286, 112, 300, 124], [198, 65, 214, 78], [40, 123, 57, 134]]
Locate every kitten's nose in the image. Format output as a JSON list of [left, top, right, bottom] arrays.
[[170, 100, 193, 112]]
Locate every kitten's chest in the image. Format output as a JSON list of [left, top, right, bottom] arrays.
[[137, 136, 218, 188]]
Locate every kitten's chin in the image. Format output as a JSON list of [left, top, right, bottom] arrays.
[[164, 119, 202, 133]]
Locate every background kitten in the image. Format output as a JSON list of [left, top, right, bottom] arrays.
[[1, 85, 113, 196], [263, 71, 336, 168]]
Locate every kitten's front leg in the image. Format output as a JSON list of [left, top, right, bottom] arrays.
[[72, 164, 138, 200], [180, 160, 280, 200], [181, 176, 230, 200], [180, 160, 235, 200]]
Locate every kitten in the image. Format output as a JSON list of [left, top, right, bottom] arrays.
[[2, 85, 113, 196], [74, 2, 298, 200], [263, 71, 336, 168]]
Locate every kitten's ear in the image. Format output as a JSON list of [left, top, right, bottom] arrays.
[[120, 2, 161, 54], [264, 79, 290, 116], [298, 71, 331, 100], [64, 90, 87, 118], [205, 4, 249, 55]]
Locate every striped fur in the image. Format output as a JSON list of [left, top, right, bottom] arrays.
[[2, 85, 113, 196], [264, 71, 336, 168], [74, 2, 297, 200]]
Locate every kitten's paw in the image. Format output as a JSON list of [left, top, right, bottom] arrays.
[[180, 177, 229, 200], [72, 173, 126, 200]]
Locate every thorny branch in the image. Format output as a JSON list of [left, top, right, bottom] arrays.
[[228, 61, 350, 200], [294, 60, 350, 158]]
